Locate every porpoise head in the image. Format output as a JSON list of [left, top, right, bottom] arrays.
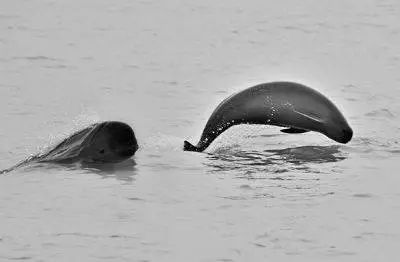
[[81, 121, 138, 163], [322, 111, 353, 144], [290, 101, 353, 144], [301, 101, 353, 144]]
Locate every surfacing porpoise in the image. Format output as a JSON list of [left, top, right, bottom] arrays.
[[1, 121, 138, 173], [184, 82, 353, 152]]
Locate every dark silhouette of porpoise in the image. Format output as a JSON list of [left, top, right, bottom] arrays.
[[184, 82, 353, 152], [1, 121, 138, 173]]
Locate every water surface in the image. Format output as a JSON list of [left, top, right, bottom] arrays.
[[1, 0, 400, 261]]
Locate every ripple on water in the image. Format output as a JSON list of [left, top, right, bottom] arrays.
[[11, 56, 62, 62], [352, 193, 374, 198], [0, 256, 32, 260], [365, 108, 396, 119], [346, 136, 400, 156]]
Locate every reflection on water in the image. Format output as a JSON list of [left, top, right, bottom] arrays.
[[264, 145, 346, 164], [205, 145, 347, 175], [80, 159, 137, 182], [3, 159, 137, 182]]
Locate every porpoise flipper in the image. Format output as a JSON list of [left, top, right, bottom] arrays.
[[280, 128, 309, 134]]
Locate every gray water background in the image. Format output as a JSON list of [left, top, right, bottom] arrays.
[[1, 0, 400, 261]]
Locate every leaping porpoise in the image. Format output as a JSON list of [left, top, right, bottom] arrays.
[[184, 82, 353, 152], [1, 121, 138, 173]]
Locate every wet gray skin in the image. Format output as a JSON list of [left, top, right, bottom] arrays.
[[76, 121, 139, 163], [40, 121, 139, 163], [1, 121, 138, 173], [184, 82, 353, 152]]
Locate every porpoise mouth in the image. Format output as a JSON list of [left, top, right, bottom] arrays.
[[115, 144, 139, 157]]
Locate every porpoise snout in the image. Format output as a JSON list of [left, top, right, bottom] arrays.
[[335, 127, 353, 144], [116, 144, 139, 157], [323, 121, 353, 144], [342, 128, 353, 143]]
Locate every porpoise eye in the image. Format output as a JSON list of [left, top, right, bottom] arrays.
[[99, 149, 105, 154]]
